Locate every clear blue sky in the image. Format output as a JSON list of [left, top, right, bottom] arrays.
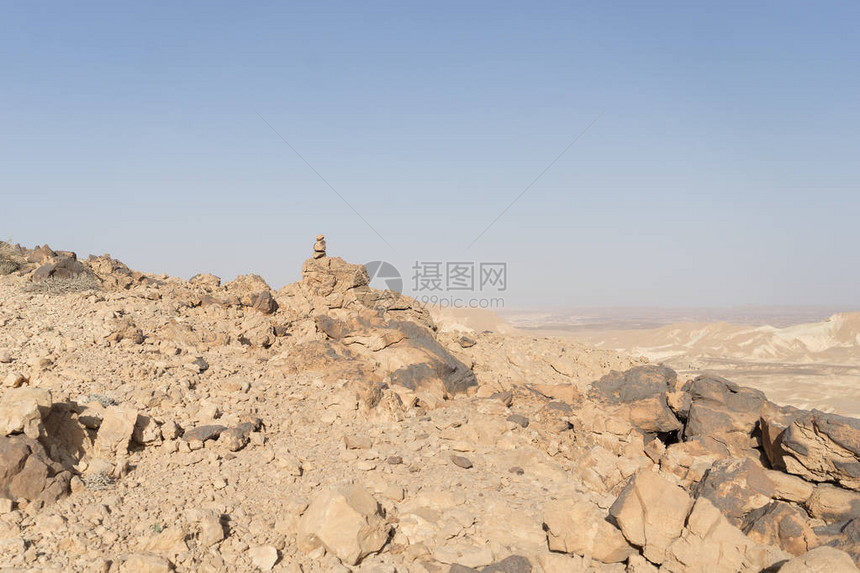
[[3, 1, 859, 307]]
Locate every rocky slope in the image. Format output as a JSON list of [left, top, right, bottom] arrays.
[[0, 240, 859, 572]]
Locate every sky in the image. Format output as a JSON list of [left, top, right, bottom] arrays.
[[2, 1, 859, 308]]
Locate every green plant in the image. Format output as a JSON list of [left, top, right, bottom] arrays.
[[152, 523, 163, 534]]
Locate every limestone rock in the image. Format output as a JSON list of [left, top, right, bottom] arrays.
[[297, 484, 390, 565], [189, 509, 225, 547], [778, 546, 860, 572], [32, 256, 88, 282], [317, 313, 477, 397], [480, 555, 532, 572], [189, 273, 221, 289], [694, 457, 776, 526], [662, 497, 787, 573], [543, 495, 635, 563], [588, 365, 682, 434], [533, 553, 589, 573], [761, 406, 805, 470], [141, 527, 187, 556], [778, 410, 860, 491], [93, 406, 137, 457], [183, 424, 226, 443], [659, 437, 730, 486], [741, 500, 817, 556], [806, 483, 860, 521], [813, 518, 860, 566], [119, 553, 173, 573], [249, 290, 279, 315], [765, 468, 814, 504], [248, 545, 279, 571], [681, 375, 770, 455], [2, 371, 26, 389], [301, 256, 367, 298], [609, 470, 693, 563], [0, 435, 69, 504], [0, 387, 48, 438], [133, 415, 162, 445], [313, 234, 326, 259]]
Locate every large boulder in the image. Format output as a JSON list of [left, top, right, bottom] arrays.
[[0, 387, 50, 438], [93, 406, 138, 457], [588, 365, 682, 434], [543, 495, 635, 563], [777, 410, 860, 491], [0, 435, 70, 505], [813, 518, 860, 567], [662, 497, 788, 573], [761, 406, 806, 470], [659, 437, 731, 487], [694, 457, 776, 526], [32, 255, 88, 282], [778, 546, 859, 572], [301, 256, 369, 298], [316, 313, 477, 398], [297, 484, 390, 565], [806, 484, 860, 522], [741, 500, 818, 556], [681, 375, 770, 455], [609, 470, 693, 564]]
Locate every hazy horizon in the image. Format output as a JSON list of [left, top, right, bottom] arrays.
[[4, 2, 859, 308]]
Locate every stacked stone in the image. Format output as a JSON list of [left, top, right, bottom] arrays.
[[312, 235, 326, 259]]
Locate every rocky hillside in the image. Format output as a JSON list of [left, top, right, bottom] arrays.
[[1, 240, 859, 572]]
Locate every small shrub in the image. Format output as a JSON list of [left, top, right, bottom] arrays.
[[0, 259, 18, 275], [82, 472, 114, 490], [84, 393, 118, 408], [0, 242, 20, 276], [23, 274, 102, 295]]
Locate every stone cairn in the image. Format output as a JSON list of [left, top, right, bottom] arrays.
[[312, 235, 326, 259]]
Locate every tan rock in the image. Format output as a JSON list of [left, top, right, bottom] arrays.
[[93, 406, 137, 457], [433, 543, 494, 568], [662, 497, 787, 573], [807, 483, 860, 521], [741, 501, 817, 556], [660, 438, 729, 486], [627, 553, 660, 572], [779, 410, 860, 491], [533, 552, 589, 573], [119, 553, 173, 573], [766, 469, 814, 503], [2, 372, 26, 389], [248, 545, 279, 571], [133, 415, 162, 445], [693, 457, 776, 526], [141, 528, 187, 556], [609, 470, 693, 564], [778, 546, 860, 572], [543, 495, 635, 563], [297, 484, 390, 565], [0, 388, 46, 438]]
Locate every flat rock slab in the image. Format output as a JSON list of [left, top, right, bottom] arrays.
[[451, 455, 474, 469], [183, 425, 226, 442]]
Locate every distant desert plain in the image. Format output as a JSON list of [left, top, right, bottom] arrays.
[[498, 307, 860, 418]]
